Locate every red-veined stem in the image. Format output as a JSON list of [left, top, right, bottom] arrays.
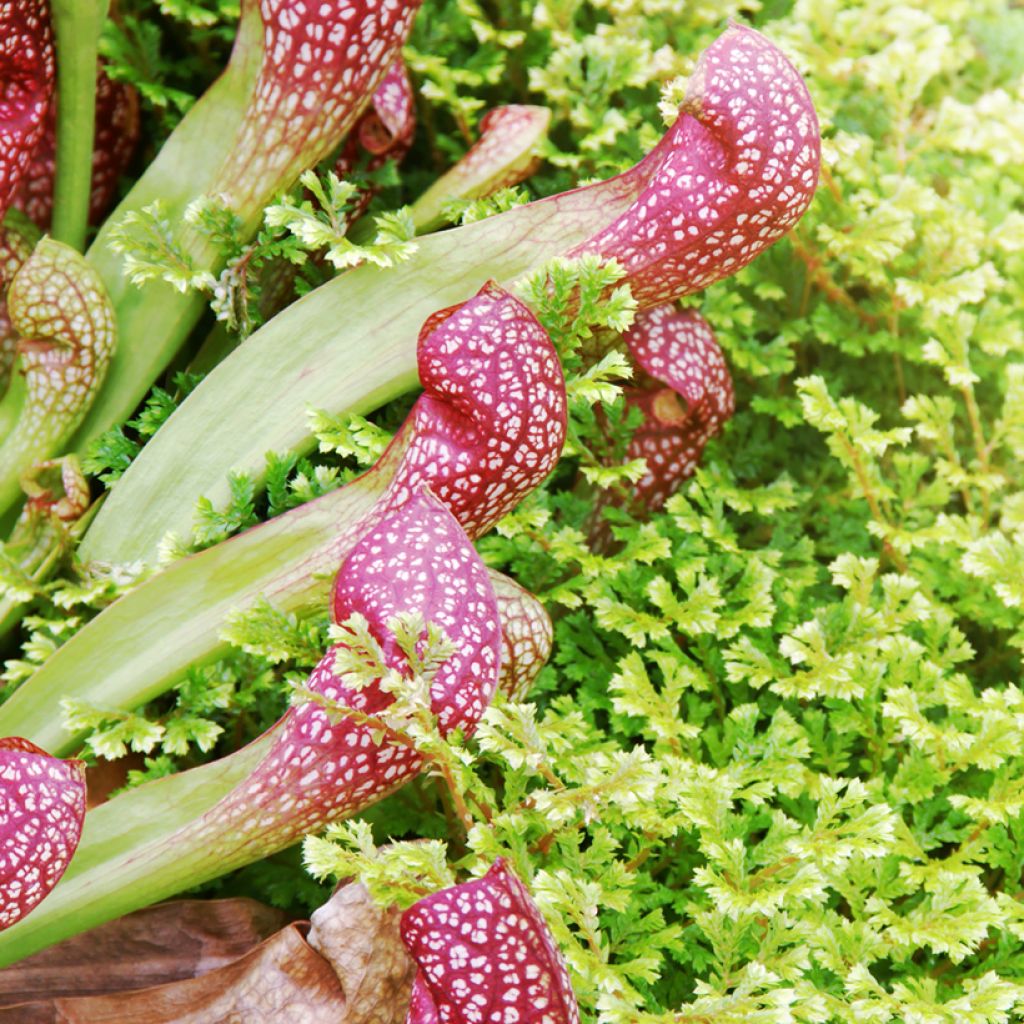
[[208, 0, 424, 226], [0, 238, 115, 522], [411, 104, 552, 232], [148, 489, 501, 883]]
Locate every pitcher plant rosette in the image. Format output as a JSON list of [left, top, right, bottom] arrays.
[[0, 6, 841, 1019]]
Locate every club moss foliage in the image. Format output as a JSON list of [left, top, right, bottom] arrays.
[[3, 0, 1024, 1020]]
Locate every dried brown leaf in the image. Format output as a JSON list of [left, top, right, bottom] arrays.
[[0, 923, 345, 1023], [84, 755, 145, 809], [0, 898, 286, 1006], [0, 883, 415, 1023], [308, 882, 416, 1024]]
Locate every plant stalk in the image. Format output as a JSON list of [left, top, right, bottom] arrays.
[[79, 170, 643, 565], [49, 0, 109, 251]]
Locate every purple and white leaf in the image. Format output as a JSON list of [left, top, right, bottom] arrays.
[[183, 489, 500, 867], [567, 24, 820, 308], [624, 304, 734, 512], [373, 280, 567, 542], [211, 0, 423, 218], [0, 737, 86, 932], [491, 572, 554, 702], [0, 0, 54, 220], [401, 858, 580, 1024]]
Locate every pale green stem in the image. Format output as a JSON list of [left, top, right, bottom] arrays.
[[0, 545, 62, 636], [0, 501, 100, 642], [79, 170, 642, 565], [49, 0, 109, 251], [65, 9, 264, 449]]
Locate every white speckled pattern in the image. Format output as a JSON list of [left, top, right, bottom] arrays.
[[211, 0, 423, 216], [181, 491, 500, 866], [0, 737, 86, 932], [624, 304, 734, 512], [569, 25, 820, 308], [369, 281, 567, 548], [491, 572, 553, 702], [0, 0, 53, 219], [402, 858, 580, 1024], [0, 239, 116, 486]]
